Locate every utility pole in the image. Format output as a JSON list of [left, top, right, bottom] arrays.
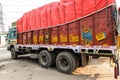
[[0, 3, 5, 34], [0, 3, 6, 46]]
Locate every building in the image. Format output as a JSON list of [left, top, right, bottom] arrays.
[[0, 3, 6, 46]]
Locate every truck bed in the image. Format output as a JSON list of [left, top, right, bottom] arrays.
[[18, 5, 116, 47]]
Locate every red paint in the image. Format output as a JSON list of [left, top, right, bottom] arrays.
[[38, 30, 44, 44], [17, 33, 23, 44], [36, 8, 41, 29], [27, 31, 33, 44], [17, 3, 116, 46], [17, 0, 115, 32], [29, 9, 36, 30], [51, 27, 59, 45]]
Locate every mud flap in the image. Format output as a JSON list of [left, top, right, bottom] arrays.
[[81, 54, 88, 66], [114, 59, 119, 79]]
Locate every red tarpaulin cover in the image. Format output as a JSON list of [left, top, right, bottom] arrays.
[[27, 12, 31, 30], [83, 0, 95, 16], [51, 2, 60, 26], [47, 4, 52, 27], [62, 0, 114, 19], [61, 0, 71, 2], [75, 0, 82, 18], [26, 12, 30, 31], [64, 0, 76, 22], [36, 8, 41, 29], [17, 0, 115, 32], [40, 5, 48, 28], [29, 9, 36, 30], [59, 3, 65, 24], [17, 17, 23, 32], [23, 13, 28, 32]]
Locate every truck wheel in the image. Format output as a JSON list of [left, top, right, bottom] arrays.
[[56, 51, 79, 74], [11, 48, 18, 59], [38, 50, 55, 68]]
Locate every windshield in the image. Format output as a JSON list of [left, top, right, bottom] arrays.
[[8, 27, 17, 39]]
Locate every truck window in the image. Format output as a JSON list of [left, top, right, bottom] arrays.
[[11, 31, 16, 38]]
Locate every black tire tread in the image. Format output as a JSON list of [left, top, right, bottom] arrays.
[[11, 48, 18, 59], [38, 50, 55, 68], [56, 51, 79, 74]]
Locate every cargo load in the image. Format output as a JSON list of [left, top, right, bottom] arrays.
[[17, 0, 115, 32], [36, 8, 41, 29]]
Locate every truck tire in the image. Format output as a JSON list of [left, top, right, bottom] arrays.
[[56, 51, 79, 74], [11, 48, 18, 59], [38, 50, 55, 68]]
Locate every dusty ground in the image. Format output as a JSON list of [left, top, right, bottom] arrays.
[[0, 47, 120, 80]]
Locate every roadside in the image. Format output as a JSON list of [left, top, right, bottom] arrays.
[[0, 48, 120, 80]]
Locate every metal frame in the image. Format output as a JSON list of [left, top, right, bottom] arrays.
[[15, 44, 116, 56]]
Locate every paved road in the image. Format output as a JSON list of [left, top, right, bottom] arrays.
[[0, 48, 119, 80]]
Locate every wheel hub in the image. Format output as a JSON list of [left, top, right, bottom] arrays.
[[42, 55, 47, 63], [60, 58, 69, 67]]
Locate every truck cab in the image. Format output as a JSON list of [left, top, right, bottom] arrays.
[[7, 27, 17, 51]]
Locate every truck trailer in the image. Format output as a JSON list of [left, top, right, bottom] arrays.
[[7, 0, 119, 79]]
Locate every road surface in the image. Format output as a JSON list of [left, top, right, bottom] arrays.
[[0, 47, 119, 80]]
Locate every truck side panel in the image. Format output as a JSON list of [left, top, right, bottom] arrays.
[[59, 25, 68, 45], [51, 27, 59, 45], [27, 31, 33, 44], [94, 6, 115, 45], [68, 21, 79, 45], [17, 6, 116, 46], [33, 30, 39, 44], [23, 33, 27, 44], [80, 15, 94, 45], [38, 30, 44, 44], [17, 33, 23, 44]]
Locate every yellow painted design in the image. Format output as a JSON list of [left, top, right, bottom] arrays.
[[48, 48, 54, 51], [33, 36, 37, 44], [117, 36, 120, 49], [72, 44, 77, 47], [62, 44, 66, 46], [60, 35, 67, 42], [51, 36, 58, 42], [45, 43, 49, 45], [81, 25, 92, 45], [39, 36, 43, 42], [10, 39, 17, 45], [69, 34, 79, 42], [96, 32, 106, 41], [45, 32, 49, 43], [82, 25, 90, 33], [86, 44, 90, 46], [103, 44, 108, 46], [45, 34, 49, 39]]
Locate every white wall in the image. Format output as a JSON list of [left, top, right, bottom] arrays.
[[0, 35, 6, 46]]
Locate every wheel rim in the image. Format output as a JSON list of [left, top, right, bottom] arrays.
[[41, 55, 47, 63], [56, 52, 79, 73], [40, 53, 48, 65], [60, 58, 69, 67], [58, 56, 70, 70], [38, 50, 55, 68]]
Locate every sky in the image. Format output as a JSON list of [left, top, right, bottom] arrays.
[[0, 0, 60, 31], [0, 0, 120, 31]]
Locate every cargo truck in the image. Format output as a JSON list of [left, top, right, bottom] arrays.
[[7, 0, 120, 79]]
